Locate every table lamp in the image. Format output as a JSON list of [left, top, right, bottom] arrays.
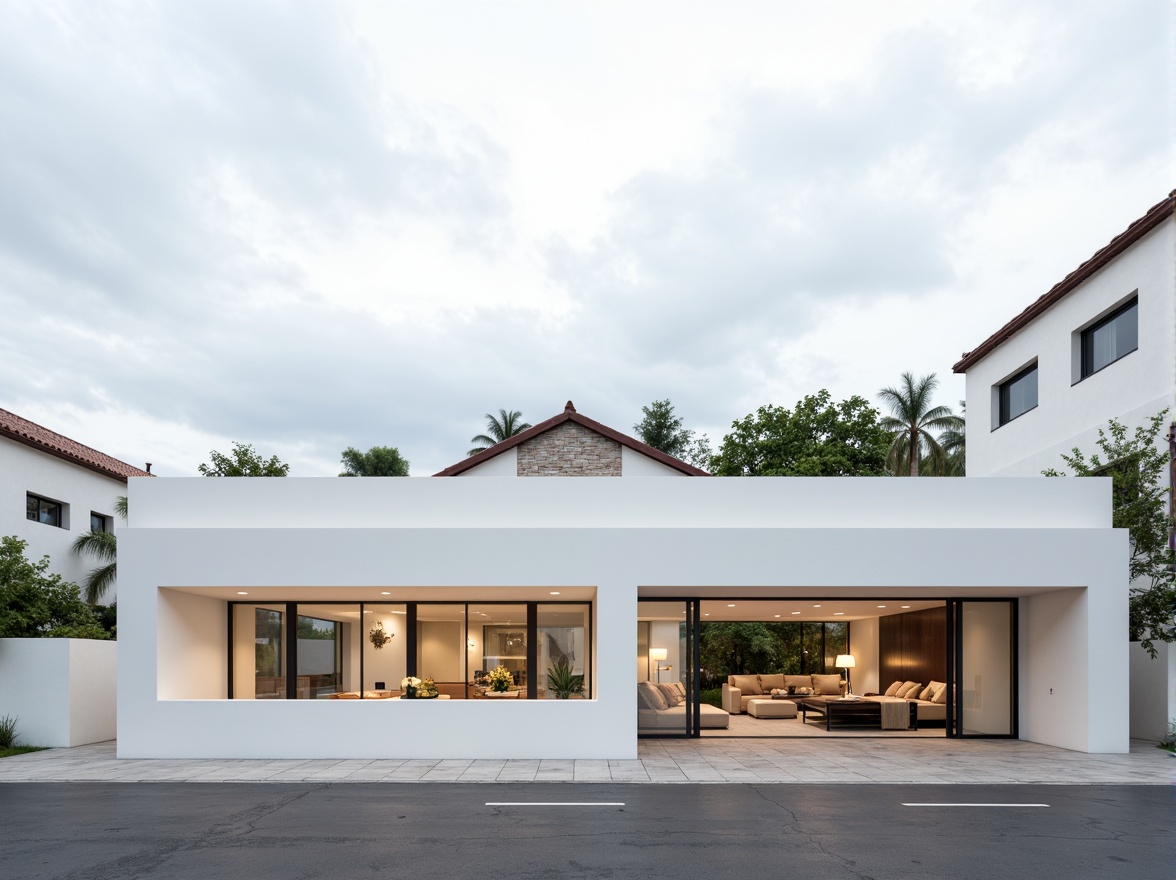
[[835, 654, 855, 696]]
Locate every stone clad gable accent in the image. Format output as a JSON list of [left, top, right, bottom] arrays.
[[516, 421, 622, 476]]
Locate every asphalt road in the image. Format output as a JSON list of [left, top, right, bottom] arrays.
[[1, 783, 1171, 880]]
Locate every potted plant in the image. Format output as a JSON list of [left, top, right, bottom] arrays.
[[486, 665, 515, 693], [546, 659, 584, 699]]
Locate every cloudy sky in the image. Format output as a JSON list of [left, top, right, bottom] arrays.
[[1, 0, 1171, 476]]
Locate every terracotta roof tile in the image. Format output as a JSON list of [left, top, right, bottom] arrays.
[[953, 190, 1175, 373], [0, 408, 153, 482], [435, 400, 710, 477]]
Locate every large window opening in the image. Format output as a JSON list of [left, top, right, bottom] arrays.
[[229, 596, 593, 701]]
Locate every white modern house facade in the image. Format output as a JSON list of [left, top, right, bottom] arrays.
[[119, 403, 1130, 759], [1, 407, 151, 594], [954, 190, 1175, 741]]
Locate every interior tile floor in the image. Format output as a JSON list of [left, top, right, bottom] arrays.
[[0, 739, 1170, 785]]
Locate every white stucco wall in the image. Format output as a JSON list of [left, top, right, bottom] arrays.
[[0, 638, 116, 747], [621, 446, 687, 476], [1129, 641, 1175, 742], [119, 477, 1128, 758], [457, 448, 518, 476], [0, 438, 129, 595], [965, 220, 1175, 478]]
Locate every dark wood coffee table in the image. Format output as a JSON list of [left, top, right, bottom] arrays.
[[798, 697, 917, 731]]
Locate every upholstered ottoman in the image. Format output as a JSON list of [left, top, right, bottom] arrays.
[[746, 698, 797, 719]]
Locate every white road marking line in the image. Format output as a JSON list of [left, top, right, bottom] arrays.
[[485, 802, 625, 806], [902, 803, 1049, 807]]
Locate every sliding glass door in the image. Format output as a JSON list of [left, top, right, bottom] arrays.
[[947, 600, 1017, 737]]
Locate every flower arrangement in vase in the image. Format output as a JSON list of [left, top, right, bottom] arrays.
[[486, 665, 515, 693], [401, 676, 421, 698]]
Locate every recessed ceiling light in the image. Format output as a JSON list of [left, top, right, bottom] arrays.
[[877, 605, 887, 608], [550, 591, 560, 595], [774, 614, 781, 618], [727, 604, 736, 607], [901, 605, 911, 609], [237, 591, 248, 595], [791, 611, 801, 615], [812, 604, 821, 608], [834, 612, 844, 616], [380, 592, 391, 596], [704, 613, 710, 617]]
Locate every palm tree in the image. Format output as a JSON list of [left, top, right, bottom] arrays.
[[468, 409, 531, 457], [877, 373, 964, 477], [940, 401, 966, 476], [72, 496, 127, 604]]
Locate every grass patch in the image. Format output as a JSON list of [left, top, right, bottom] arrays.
[[0, 745, 47, 758]]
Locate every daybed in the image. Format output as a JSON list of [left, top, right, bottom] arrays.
[[638, 680, 729, 731], [722, 673, 846, 714], [869, 679, 948, 723]]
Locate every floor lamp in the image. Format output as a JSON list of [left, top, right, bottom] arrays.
[[835, 654, 855, 697], [650, 648, 670, 684]]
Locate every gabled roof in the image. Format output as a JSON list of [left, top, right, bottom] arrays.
[[953, 190, 1176, 373], [0, 407, 153, 482], [434, 401, 710, 477]]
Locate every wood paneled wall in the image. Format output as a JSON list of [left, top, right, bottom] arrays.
[[879, 606, 946, 691]]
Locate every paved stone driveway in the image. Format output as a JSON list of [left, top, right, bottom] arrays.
[[1, 738, 1171, 784]]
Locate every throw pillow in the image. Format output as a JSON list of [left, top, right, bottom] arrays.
[[731, 674, 762, 695], [657, 683, 682, 706], [932, 685, 948, 704], [670, 681, 687, 699], [884, 681, 903, 697], [812, 674, 843, 696], [638, 681, 668, 711], [759, 674, 785, 692], [918, 684, 935, 701], [926, 681, 946, 702], [896, 681, 921, 698]]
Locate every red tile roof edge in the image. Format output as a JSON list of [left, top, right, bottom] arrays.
[[953, 190, 1176, 374], [434, 401, 711, 477], [0, 408, 153, 482]]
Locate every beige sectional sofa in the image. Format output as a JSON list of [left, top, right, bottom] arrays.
[[638, 680, 730, 731], [870, 679, 948, 722], [722, 673, 846, 714]]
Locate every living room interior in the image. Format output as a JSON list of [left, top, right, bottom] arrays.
[[638, 598, 960, 738]]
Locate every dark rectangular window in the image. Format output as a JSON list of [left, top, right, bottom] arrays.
[[1081, 299, 1137, 378], [90, 512, 110, 533], [26, 493, 64, 528], [998, 364, 1038, 426]]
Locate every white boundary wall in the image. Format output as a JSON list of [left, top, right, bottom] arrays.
[[0, 638, 117, 747], [1129, 641, 1175, 742], [120, 477, 1128, 758]]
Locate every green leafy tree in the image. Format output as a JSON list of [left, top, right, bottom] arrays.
[[939, 401, 966, 476], [877, 372, 964, 476], [339, 446, 410, 477], [468, 409, 531, 457], [699, 622, 779, 676], [71, 496, 126, 604], [198, 442, 290, 477], [634, 399, 692, 458], [1044, 411, 1175, 656], [711, 390, 889, 476], [0, 536, 109, 639]]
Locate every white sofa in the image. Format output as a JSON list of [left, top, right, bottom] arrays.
[[638, 680, 729, 731], [872, 679, 948, 722]]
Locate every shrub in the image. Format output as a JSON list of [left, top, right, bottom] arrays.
[[700, 688, 723, 708], [0, 715, 18, 749], [0, 536, 109, 639]]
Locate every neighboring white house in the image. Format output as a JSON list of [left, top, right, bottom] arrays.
[[1, 407, 152, 598], [954, 190, 1176, 741], [118, 402, 1129, 759]]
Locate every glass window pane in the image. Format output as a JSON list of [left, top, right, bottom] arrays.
[[361, 604, 406, 698], [1084, 301, 1138, 377], [296, 604, 360, 698], [418, 604, 471, 698], [1000, 367, 1037, 424], [470, 604, 527, 698], [960, 601, 1013, 735], [637, 601, 689, 735], [232, 605, 285, 699], [538, 604, 589, 699], [26, 495, 38, 522]]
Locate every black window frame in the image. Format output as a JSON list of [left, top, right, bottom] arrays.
[[26, 493, 65, 529], [1080, 297, 1138, 380], [997, 362, 1038, 427], [90, 512, 110, 533]]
